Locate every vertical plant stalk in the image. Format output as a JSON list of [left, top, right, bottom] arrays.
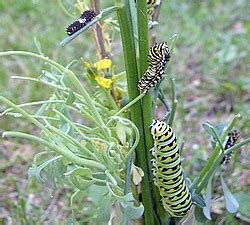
[[137, 1, 165, 223], [91, 0, 109, 59], [115, 0, 156, 224]]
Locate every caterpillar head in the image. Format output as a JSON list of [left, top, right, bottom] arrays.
[[150, 120, 168, 138], [80, 10, 96, 20]]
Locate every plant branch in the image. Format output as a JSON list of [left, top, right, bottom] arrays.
[[193, 114, 241, 193], [91, 0, 110, 59], [0, 51, 106, 130], [2, 131, 106, 170], [116, 0, 156, 223]]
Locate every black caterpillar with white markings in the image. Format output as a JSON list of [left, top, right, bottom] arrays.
[[66, 10, 96, 36]]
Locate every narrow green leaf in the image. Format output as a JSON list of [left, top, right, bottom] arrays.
[[203, 175, 213, 220], [33, 37, 43, 55], [116, 121, 126, 145], [66, 91, 76, 105], [28, 156, 62, 183], [195, 206, 208, 223], [192, 192, 206, 208], [202, 122, 216, 137], [202, 122, 224, 150], [221, 175, 239, 213], [41, 70, 58, 82], [67, 167, 95, 190]]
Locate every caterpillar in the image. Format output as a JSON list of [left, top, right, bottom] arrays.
[[223, 130, 240, 164], [150, 120, 192, 217], [138, 42, 170, 93], [135, 0, 161, 21], [66, 10, 96, 36], [135, 0, 161, 7]]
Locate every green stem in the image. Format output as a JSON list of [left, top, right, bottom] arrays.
[[116, 0, 156, 224], [197, 137, 250, 193], [114, 93, 145, 116], [193, 114, 241, 193], [2, 131, 106, 170], [0, 51, 106, 129], [224, 138, 250, 155], [102, 88, 119, 111], [46, 124, 99, 161], [169, 34, 178, 55], [60, 6, 120, 46], [137, 0, 163, 224]]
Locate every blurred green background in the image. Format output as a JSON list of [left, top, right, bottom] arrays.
[[0, 0, 249, 224]]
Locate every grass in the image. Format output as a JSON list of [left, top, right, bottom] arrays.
[[0, 0, 249, 224]]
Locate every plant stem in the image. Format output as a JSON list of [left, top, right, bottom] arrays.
[[91, 0, 110, 59], [137, 0, 165, 223], [60, 6, 120, 46], [224, 138, 250, 155], [193, 114, 241, 193], [116, 0, 156, 223], [0, 51, 106, 130], [114, 93, 145, 116], [3, 132, 106, 170]]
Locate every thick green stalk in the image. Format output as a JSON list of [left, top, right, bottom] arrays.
[[137, 1, 166, 223], [115, 0, 155, 224]]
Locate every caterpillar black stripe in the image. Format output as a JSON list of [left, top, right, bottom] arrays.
[[138, 42, 170, 93], [150, 120, 192, 217], [66, 10, 96, 36], [135, 1, 161, 24], [223, 130, 240, 164], [135, 0, 161, 7]]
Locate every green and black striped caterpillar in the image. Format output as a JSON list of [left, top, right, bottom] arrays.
[[150, 120, 192, 217], [135, 0, 161, 8], [223, 130, 240, 164], [138, 42, 170, 93], [135, 0, 161, 23]]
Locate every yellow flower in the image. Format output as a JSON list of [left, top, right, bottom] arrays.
[[95, 76, 112, 88], [94, 58, 112, 70], [84, 58, 113, 89]]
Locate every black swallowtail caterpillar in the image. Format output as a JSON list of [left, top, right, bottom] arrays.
[[138, 42, 170, 93], [135, 0, 161, 7], [66, 10, 96, 36], [150, 120, 192, 217], [223, 130, 240, 164], [134, 0, 161, 20]]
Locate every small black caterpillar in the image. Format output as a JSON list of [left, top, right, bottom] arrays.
[[138, 42, 170, 93], [223, 130, 240, 164], [66, 10, 96, 36], [150, 120, 192, 217]]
